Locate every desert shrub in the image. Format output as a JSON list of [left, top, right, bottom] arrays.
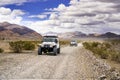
[[111, 52, 120, 63], [9, 41, 36, 53], [100, 51, 109, 59], [9, 41, 23, 53], [83, 41, 120, 63], [91, 42, 100, 47], [60, 40, 70, 45], [22, 41, 35, 50], [105, 43, 111, 48], [0, 48, 4, 53], [83, 42, 91, 50], [30, 41, 41, 45], [32, 41, 41, 47], [102, 42, 111, 48], [92, 48, 102, 55], [83, 42, 109, 59], [108, 39, 120, 63], [109, 39, 120, 45]]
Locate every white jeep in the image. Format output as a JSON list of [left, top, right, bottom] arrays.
[[38, 34, 60, 55], [70, 40, 78, 46]]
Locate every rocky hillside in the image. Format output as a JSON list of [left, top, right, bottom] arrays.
[[98, 32, 120, 38], [59, 31, 86, 38], [0, 22, 42, 40], [58, 31, 120, 38]]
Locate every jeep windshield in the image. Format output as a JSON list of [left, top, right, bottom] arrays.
[[71, 40, 77, 43], [43, 38, 56, 42]]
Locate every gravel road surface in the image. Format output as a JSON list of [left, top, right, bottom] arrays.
[[0, 43, 119, 80]]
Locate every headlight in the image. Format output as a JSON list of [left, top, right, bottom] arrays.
[[40, 44, 44, 47]]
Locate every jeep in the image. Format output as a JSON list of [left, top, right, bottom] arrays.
[[38, 34, 60, 55], [70, 40, 78, 46]]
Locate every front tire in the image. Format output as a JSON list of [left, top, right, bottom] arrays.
[[53, 47, 57, 56], [38, 47, 42, 55], [58, 48, 60, 54]]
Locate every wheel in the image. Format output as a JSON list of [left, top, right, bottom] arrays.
[[53, 47, 57, 56], [58, 48, 60, 54], [38, 47, 42, 55]]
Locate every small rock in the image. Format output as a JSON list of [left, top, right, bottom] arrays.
[[99, 75, 107, 80]]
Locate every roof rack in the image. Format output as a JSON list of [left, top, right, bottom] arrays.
[[43, 34, 58, 38]]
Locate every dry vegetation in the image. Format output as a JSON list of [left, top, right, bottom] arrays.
[[9, 41, 39, 53], [60, 40, 70, 45], [0, 39, 70, 53], [0, 48, 4, 53], [83, 39, 120, 63]]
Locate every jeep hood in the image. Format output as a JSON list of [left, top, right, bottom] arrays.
[[42, 42, 56, 45]]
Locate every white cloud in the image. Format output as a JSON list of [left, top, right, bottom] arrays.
[[53, 4, 66, 11], [17, 0, 120, 34], [0, 0, 28, 6], [31, 0, 119, 34], [0, 0, 48, 6], [0, 7, 25, 24], [11, 9, 25, 16], [0, 7, 11, 15], [49, 13, 58, 19], [29, 14, 47, 19], [0, 0, 120, 34]]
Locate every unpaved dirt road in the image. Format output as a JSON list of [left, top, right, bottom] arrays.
[[0, 43, 118, 80]]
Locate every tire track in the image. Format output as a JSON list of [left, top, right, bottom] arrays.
[[29, 54, 65, 79]]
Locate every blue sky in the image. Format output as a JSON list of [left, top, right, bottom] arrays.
[[4, 0, 70, 21], [0, 0, 120, 34]]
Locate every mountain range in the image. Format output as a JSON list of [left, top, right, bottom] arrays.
[[0, 22, 119, 40], [0, 22, 42, 40], [58, 31, 120, 38]]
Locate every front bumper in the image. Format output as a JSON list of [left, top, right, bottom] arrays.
[[41, 45, 55, 52], [70, 44, 77, 46]]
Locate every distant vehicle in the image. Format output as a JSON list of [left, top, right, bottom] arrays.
[[70, 40, 78, 46], [38, 34, 60, 55]]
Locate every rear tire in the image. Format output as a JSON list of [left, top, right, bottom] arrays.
[[38, 47, 42, 55], [53, 47, 57, 56]]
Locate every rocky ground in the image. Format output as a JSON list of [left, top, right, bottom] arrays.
[[0, 43, 120, 80]]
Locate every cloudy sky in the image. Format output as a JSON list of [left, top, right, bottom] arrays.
[[0, 0, 120, 34]]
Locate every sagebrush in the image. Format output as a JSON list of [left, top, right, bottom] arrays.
[[60, 40, 70, 45], [83, 39, 120, 63], [22, 41, 35, 50], [9, 41, 23, 53], [0, 48, 4, 53], [9, 41, 36, 53]]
